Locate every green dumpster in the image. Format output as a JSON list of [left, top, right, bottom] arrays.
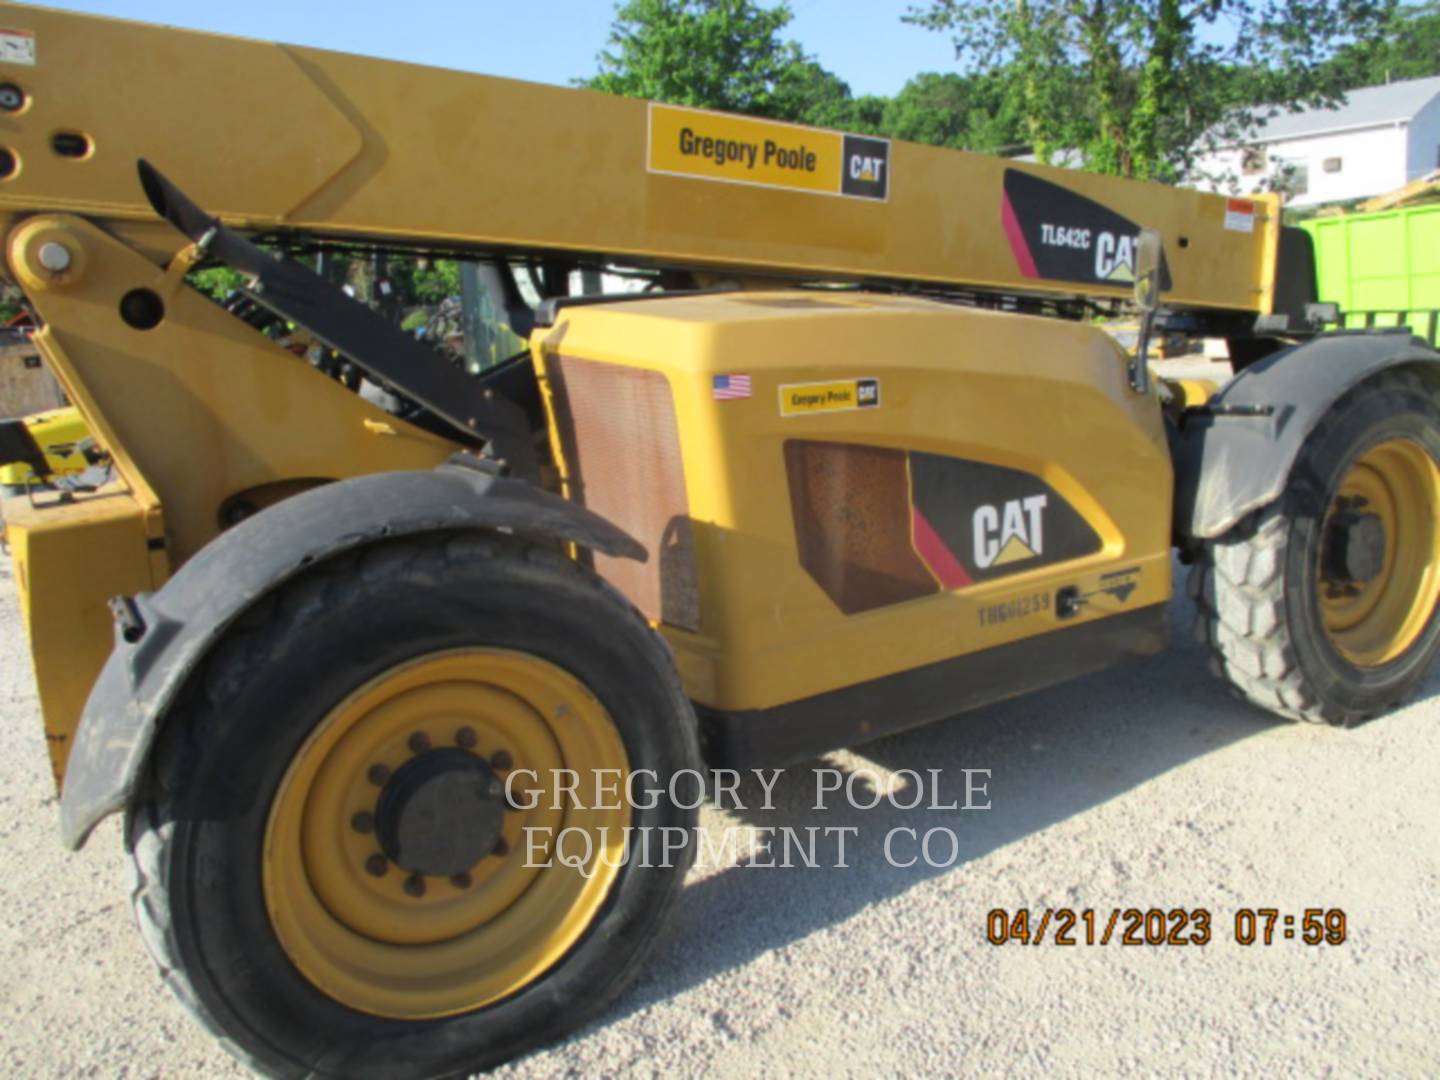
[[1302, 204, 1440, 343]]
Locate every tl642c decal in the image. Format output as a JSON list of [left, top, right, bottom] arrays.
[[1001, 169, 1172, 291]]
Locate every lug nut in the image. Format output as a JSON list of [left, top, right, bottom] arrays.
[[365, 854, 388, 877], [403, 874, 427, 898], [367, 764, 390, 786], [450, 872, 473, 890], [490, 749, 513, 771], [38, 242, 72, 273], [493, 836, 509, 857], [408, 732, 431, 754], [455, 726, 477, 749], [351, 811, 374, 835]]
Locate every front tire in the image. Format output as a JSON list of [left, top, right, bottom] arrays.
[[127, 532, 700, 1078], [1192, 368, 1440, 724]]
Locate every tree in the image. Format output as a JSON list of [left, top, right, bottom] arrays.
[[191, 266, 248, 304], [581, 0, 1077, 167], [1330, 2, 1440, 87], [880, 71, 1025, 152], [771, 57, 864, 129], [881, 72, 972, 148], [906, 0, 1397, 181], [583, 1, 1038, 156], [584, 0, 811, 118], [388, 257, 460, 306], [963, 73, 1029, 154], [584, 0, 908, 134]]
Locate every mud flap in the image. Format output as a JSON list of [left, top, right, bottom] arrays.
[[1173, 333, 1440, 542], [58, 461, 644, 849]]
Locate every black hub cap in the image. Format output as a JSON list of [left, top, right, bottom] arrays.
[[374, 748, 504, 877], [1324, 508, 1386, 586]]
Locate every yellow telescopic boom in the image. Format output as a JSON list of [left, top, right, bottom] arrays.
[[0, 3, 1282, 315]]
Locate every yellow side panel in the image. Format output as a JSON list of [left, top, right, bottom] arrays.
[[4, 485, 158, 785], [540, 293, 1173, 712]]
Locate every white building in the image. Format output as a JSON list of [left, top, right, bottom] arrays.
[[1188, 76, 1440, 207]]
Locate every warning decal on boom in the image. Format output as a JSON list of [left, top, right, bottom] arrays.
[[649, 103, 889, 201]]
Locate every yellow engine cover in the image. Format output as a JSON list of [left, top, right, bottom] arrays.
[[536, 291, 1173, 714]]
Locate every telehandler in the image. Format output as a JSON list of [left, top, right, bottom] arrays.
[[0, 5, 1437, 1077]]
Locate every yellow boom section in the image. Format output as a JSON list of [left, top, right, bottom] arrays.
[[0, 3, 1279, 313]]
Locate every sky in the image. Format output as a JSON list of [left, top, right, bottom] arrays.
[[40, 1, 963, 99]]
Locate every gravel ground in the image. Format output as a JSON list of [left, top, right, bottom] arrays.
[[1, 360, 1437, 1078]]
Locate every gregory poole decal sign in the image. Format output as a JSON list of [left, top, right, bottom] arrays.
[[648, 103, 889, 201], [780, 378, 880, 416]]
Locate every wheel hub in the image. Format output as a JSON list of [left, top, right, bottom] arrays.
[[1317, 438, 1440, 667], [374, 747, 505, 877], [264, 648, 631, 1018], [1323, 505, 1386, 586]]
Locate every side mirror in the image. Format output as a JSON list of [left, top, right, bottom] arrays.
[[1133, 227, 1163, 312], [1129, 228, 1164, 395]]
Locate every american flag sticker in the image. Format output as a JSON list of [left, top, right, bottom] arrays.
[[713, 373, 752, 400]]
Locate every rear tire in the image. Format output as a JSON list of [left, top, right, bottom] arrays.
[[1192, 368, 1440, 725], [127, 532, 700, 1078]]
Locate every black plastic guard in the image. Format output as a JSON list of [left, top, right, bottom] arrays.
[[1173, 333, 1440, 541], [58, 462, 644, 849]]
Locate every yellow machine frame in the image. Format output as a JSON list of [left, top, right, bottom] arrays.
[[0, 3, 1283, 784], [7, 10, 1440, 1077]]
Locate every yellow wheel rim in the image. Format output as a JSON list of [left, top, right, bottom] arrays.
[[263, 648, 630, 1019], [1318, 438, 1440, 667]]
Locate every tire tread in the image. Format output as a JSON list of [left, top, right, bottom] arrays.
[[125, 531, 696, 1079], [1192, 368, 1438, 726]]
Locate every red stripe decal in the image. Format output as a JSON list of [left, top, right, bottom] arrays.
[[912, 508, 972, 589], [1001, 190, 1038, 278]]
